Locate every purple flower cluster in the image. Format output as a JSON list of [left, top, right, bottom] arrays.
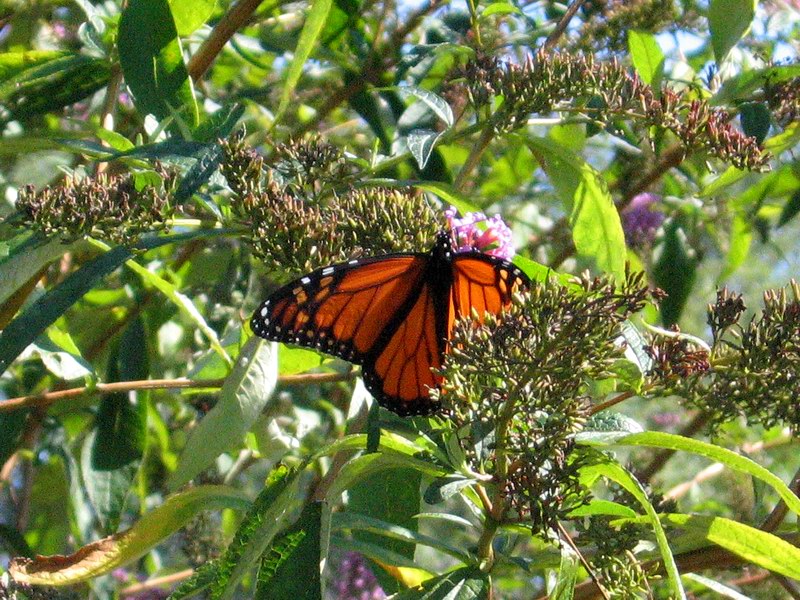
[[334, 552, 386, 600], [621, 193, 664, 247], [445, 206, 516, 260]]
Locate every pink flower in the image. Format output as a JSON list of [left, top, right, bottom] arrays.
[[445, 206, 516, 260]]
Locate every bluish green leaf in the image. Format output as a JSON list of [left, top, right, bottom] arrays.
[[708, 0, 757, 64], [169, 338, 278, 490], [273, 0, 334, 126], [398, 87, 454, 127], [423, 474, 474, 504], [407, 129, 442, 170], [118, 0, 199, 126], [628, 30, 665, 89], [739, 102, 771, 144], [652, 218, 697, 326]]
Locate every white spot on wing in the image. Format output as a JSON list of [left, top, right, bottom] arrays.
[[322, 267, 335, 275], [301, 277, 311, 284]]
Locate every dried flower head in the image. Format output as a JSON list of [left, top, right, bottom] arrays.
[[707, 287, 747, 343], [15, 166, 177, 245], [457, 50, 768, 171], [765, 75, 800, 128], [650, 282, 800, 432], [434, 273, 653, 534], [578, 0, 676, 52], [445, 205, 515, 259]]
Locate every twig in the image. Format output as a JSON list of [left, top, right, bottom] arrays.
[[453, 123, 496, 191], [588, 390, 636, 416], [558, 522, 611, 600], [0, 371, 357, 414], [187, 0, 271, 81], [760, 466, 800, 533], [542, 0, 586, 52], [120, 568, 194, 597]]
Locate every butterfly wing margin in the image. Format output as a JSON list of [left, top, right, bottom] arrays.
[[251, 255, 428, 364]]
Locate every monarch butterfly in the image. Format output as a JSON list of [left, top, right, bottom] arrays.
[[250, 231, 530, 415]]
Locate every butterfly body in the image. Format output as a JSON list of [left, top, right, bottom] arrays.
[[251, 232, 529, 415]]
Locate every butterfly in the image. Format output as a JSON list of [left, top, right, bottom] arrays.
[[250, 231, 530, 415]]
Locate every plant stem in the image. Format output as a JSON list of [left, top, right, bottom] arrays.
[[0, 371, 357, 414]]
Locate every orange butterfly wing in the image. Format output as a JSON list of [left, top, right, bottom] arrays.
[[448, 253, 529, 333], [251, 255, 428, 365], [251, 238, 530, 416]]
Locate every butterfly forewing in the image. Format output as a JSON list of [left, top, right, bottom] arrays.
[[251, 255, 427, 363], [449, 254, 528, 331]]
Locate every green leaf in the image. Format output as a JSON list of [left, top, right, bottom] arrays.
[[627, 30, 665, 89], [708, 0, 757, 64], [778, 189, 800, 228], [579, 431, 800, 516], [652, 218, 697, 326], [349, 466, 421, 561], [664, 514, 800, 579], [82, 317, 149, 533], [392, 566, 490, 599], [118, 0, 199, 126], [332, 512, 472, 564], [256, 502, 324, 600], [719, 213, 752, 281], [739, 102, 771, 144], [273, 0, 334, 127], [0, 245, 132, 374], [527, 137, 626, 281], [581, 457, 686, 600], [481, 2, 522, 17], [168, 0, 217, 36], [31, 332, 94, 382], [168, 560, 219, 599], [10, 485, 251, 586], [567, 499, 638, 519], [24, 457, 71, 556], [0, 234, 71, 308], [423, 474, 474, 504], [0, 411, 26, 468], [110, 243, 231, 365], [210, 466, 305, 600], [169, 338, 278, 490], [278, 346, 325, 375], [551, 543, 579, 600], [683, 573, 753, 600], [0, 52, 111, 120]]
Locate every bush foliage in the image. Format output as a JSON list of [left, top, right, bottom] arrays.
[[0, 0, 799, 598]]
